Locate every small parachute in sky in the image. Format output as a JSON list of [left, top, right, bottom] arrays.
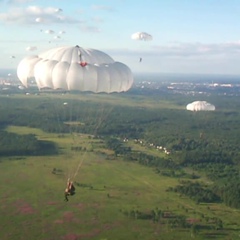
[[45, 30, 55, 34], [10, 55, 15, 59], [55, 8, 63, 13], [186, 101, 215, 111], [26, 46, 37, 51], [58, 30, 66, 34], [54, 35, 61, 39], [139, 57, 142, 62], [131, 32, 153, 41], [18, 85, 25, 90], [35, 17, 43, 23], [63, 102, 68, 105]]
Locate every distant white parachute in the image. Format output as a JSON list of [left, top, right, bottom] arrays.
[[58, 30, 66, 34], [45, 30, 55, 34], [55, 8, 63, 13], [186, 101, 215, 111], [26, 46, 37, 51], [131, 32, 153, 41], [18, 86, 25, 90], [17, 45, 133, 93], [35, 17, 43, 23]]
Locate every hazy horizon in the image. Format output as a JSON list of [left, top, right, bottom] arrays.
[[1, 68, 239, 85]]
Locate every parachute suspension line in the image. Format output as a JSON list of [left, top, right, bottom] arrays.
[[71, 105, 103, 180], [67, 99, 74, 180], [67, 97, 89, 181], [72, 155, 85, 179], [65, 97, 85, 182], [66, 96, 88, 181], [68, 100, 114, 181], [42, 93, 72, 180], [47, 94, 63, 135], [95, 103, 110, 133]]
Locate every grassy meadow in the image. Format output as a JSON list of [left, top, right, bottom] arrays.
[[0, 93, 240, 240]]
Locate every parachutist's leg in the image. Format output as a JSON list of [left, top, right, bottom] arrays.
[[64, 193, 69, 202]]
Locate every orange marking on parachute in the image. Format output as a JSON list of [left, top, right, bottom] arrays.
[[80, 62, 87, 67]]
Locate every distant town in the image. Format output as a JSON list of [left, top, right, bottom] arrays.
[[1, 72, 240, 97], [133, 78, 240, 97]]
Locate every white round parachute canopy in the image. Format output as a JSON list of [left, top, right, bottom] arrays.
[[186, 101, 215, 111], [55, 8, 63, 13], [131, 32, 153, 41], [26, 46, 37, 52], [58, 30, 66, 34], [45, 30, 55, 34], [17, 45, 134, 93], [35, 17, 43, 23]]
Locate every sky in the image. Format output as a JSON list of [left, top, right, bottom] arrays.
[[1, 0, 240, 75]]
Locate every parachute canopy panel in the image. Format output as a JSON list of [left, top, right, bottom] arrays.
[[17, 45, 134, 93], [186, 101, 215, 111]]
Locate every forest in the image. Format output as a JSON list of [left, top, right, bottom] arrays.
[[0, 89, 240, 212]]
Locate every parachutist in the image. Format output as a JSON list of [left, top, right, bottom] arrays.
[[139, 57, 142, 62], [64, 179, 76, 201]]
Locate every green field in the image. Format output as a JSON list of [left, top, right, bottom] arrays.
[[0, 93, 240, 240]]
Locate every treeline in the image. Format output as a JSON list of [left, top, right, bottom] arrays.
[[175, 150, 233, 165], [120, 206, 223, 232], [167, 180, 240, 209], [105, 138, 131, 155], [0, 131, 58, 156], [192, 163, 240, 209], [121, 207, 189, 227], [105, 137, 178, 169], [167, 180, 220, 204], [213, 182, 240, 209], [192, 163, 239, 182]]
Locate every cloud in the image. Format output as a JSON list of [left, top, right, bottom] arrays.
[[0, 5, 80, 24], [104, 42, 240, 61], [0, 39, 44, 43], [79, 25, 101, 33], [91, 16, 104, 23], [151, 42, 240, 57], [7, 0, 33, 3], [91, 4, 115, 12]]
